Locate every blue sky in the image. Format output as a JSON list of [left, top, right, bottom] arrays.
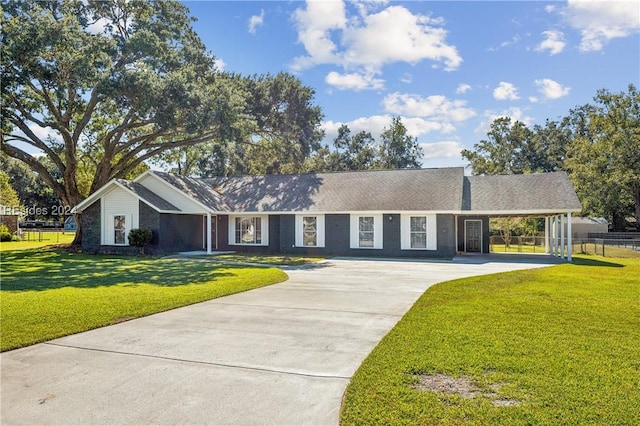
[[183, 0, 639, 169]]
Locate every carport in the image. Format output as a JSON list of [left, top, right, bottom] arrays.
[[457, 173, 582, 261]]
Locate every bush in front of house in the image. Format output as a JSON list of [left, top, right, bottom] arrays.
[[128, 228, 153, 254]]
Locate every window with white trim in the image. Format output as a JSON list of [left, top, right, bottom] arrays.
[[229, 215, 269, 246], [303, 217, 317, 246], [350, 214, 383, 249], [295, 214, 325, 247], [114, 215, 127, 245], [359, 216, 375, 247], [401, 214, 437, 250], [410, 216, 427, 248]]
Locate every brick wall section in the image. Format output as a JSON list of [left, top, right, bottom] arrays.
[[81, 200, 101, 254], [436, 214, 457, 257], [159, 213, 203, 253], [139, 201, 160, 249], [279, 213, 456, 258]]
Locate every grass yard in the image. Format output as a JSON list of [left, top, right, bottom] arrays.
[[210, 253, 324, 266], [490, 244, 545, 254], [341, 255, 640, 425], [0, 245, 287, 352], [2, 231, 76, 250]]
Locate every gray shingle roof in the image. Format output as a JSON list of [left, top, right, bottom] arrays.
[[148, 168, 581, 215], [116, 180, 181, 212], [153, 172, 229, 211], [464, 172, 582, 213], [205, 168, 465, 212]]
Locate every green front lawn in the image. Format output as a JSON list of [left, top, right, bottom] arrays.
[[341, 255, 640, 425], [212, 253, 324, 266], [0, 246, 287, 352]]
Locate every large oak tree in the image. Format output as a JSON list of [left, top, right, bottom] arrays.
[[1, 0, 235, 243], [151, 72, 326, 177], [565, 84, 640, 230]]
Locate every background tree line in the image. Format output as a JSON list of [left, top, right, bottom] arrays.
[[462, 84, 639, 232]]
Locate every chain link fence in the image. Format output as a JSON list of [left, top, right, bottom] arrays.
[[18, 228, 68, 243], [490, 235, 640, 258], [588, 238, 640, 258]]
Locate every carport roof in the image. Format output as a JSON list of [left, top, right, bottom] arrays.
[[463, 172, 582, 215]]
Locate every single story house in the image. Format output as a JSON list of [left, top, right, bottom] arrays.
[[72, 167, 582, 260], [565, 217, 608, 239]]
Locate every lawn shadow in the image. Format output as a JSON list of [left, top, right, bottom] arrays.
[[1, 247, 245, 291], [572, 257, 624, 268]]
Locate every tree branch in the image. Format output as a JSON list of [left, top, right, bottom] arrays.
[[4, 115, 66, 172], [71, 88, 100, 142], [1, 143, 69, 206]]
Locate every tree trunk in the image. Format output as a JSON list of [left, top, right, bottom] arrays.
[[71, 213, 82, 246], [612, 211, 627, 232], [634, 184, 640, 231]]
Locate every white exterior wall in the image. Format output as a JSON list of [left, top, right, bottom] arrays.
[[101, 186, 139, 245], [564, 219, 608, 239], [137, 174, 205, 213]]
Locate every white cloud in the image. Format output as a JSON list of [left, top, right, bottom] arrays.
[[500, 35, 521, 48], [404, 116, 456, 135], [456, 83, 471, 94], [493, 82, 520, 101], [535, 30, 566, 55], [323, 114, 454, 144], [560, 0, 640, 52], [325, 71, 384, 91], [474, 107, 534, 135], [382, 92, 475, 122], [291, 1, 462, 76], [420, 141, 464, 159], [27, 123, 58, 142], [341, 6, 462, 70], [488, 34, 521, 52], [213, 58, 226, 71], [248, 10, 265, 34], [400, 73, 413, 84], [291, 1, 347, 70], [86, 17, 109, 35], [535, 78, 571, 99]]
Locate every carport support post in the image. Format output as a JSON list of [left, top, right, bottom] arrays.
[[560, 214, 565, 259], [552, 216, 557, 257], [207, 213, 212, 254], [549, 216, 558, 256], [544, 217, 550, 254], [567, 212, 572, 262]]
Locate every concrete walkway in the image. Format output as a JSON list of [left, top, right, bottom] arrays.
[[1, 256, 562, 425]]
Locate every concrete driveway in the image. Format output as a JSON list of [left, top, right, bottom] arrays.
[[1, 255, 561, 425]]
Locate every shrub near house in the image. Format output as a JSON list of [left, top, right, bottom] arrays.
[[128, 228, 153, 254]]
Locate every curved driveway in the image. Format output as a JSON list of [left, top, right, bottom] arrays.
[[1, 255, 562, 425]]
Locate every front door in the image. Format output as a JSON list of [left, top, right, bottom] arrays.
[[465, 220, 482, 253]]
